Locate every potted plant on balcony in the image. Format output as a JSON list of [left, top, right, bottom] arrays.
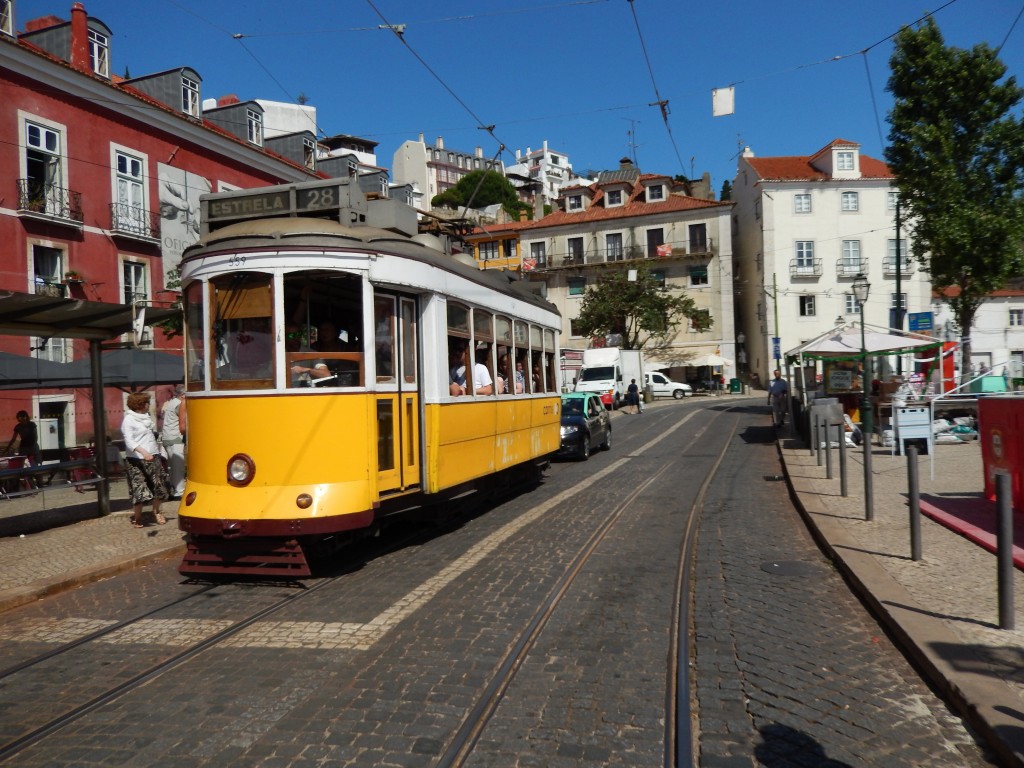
[[64, 271, 83, 284]]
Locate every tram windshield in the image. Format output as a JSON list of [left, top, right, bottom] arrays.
[[185, 270, 366, 391]]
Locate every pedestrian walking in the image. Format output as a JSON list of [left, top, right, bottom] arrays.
[[767, 369, 789, 428], [160, 384, 187, 499], [626, 378, 642, 414], [122, 392, 169, 528]]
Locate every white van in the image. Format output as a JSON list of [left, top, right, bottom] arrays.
[[644, 371, 693, 399]]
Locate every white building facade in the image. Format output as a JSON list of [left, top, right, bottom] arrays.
[[521, 164, 737, 381], [732, 139, 929, 383], [392, 134, 504, 211]]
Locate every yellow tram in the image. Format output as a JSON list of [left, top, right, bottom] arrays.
[[176, 178, 562, 576]]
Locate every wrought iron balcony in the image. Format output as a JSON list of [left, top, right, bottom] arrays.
[[109, 203, 161, 241], [16, 179, 83, 225], [882, 256, 915, 276], [34, 280, 66, 299], [790, 259, 822, 278], [836, 258, 869, 278]]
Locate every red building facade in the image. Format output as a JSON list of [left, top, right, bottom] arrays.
[[1, 1, 320, 449]]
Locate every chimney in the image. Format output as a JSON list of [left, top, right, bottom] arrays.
[[742, 146, 754, 158], [475, 147, 483, 159], [519, 211, 528, 222], [417, 133, 424, 143], [217, 94, 240, 107], [69, 3, 89, 74], [436, 136, 444, 150], [619, 157, 633, 170]]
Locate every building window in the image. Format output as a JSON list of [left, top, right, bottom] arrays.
[[794, 193, 811, 213], [647, 184, 664, 202], [246, 109, 263, 146], [113, 149, 146, 232], [841, 191, 859, 212], [123, 260, 148, 305], [24, 119, 64, 214], [799, 295, 816, 317], [447, 152, 454, 164], [651, 270, 666, 289], [33, 244, 63, 295], [567, 237, 584, 263], [568, 277, 586, 296], [836, 151, 855, 171], [844, 294, 858, 314], [888, 191, 899, 210], [606, 189, 623, 207], [88, 28, 109, 77], [689, 223, 708, 252], [502, 239, 516, 259], [795, 241, 815, 269], [689, 309, 710, 332], [568, 195, 582, 211], [303, 138, 316, 170], [478, 241, 498, 260], [181, 76, 200, 117], [530, 242, 546, 267], [1010, 309, 1024, 327], [890, 293, 907, 310], [887, 239, 909, 271], [689, 265, 708, 286], [606, 233, 623, 260], [841, 240, 861, 270], [569, 318, 585, 337], [0, 1, 12, 36]]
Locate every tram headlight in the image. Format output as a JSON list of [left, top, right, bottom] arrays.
[[226, 453, 255, 486]]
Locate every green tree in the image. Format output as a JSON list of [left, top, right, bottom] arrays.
[[431, 170, 530, 220], [719, 180, 732, 201], [574, 262, 711, 349], [886, 18, 1024, 377]]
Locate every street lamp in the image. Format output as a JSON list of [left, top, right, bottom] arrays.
[[852, 273, 873, 520]]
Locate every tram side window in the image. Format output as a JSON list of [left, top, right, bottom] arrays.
[[184, 281, 206, 390], [447, 302, 471, 396], [374, 294, 396, 383], [530, 325, 544, 393], [211, 273, 274, 389], [495, 315, 514, 394], [514, 320, 530, 394], [472, 309, 496, 396], [544, 329, 557, 393]]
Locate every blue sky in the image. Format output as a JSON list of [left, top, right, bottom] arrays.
[[19, 0, 1024, 194]]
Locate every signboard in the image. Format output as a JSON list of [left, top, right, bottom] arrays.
[[772, 336, 781, 360], [908, 312, 934, 332], [208, 191, 289, 221]]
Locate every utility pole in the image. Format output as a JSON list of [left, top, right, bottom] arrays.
[[894, 199, 904, 375], [772, 272, 781, 369]]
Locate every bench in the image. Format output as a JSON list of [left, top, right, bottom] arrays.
[[0, 458, 103, 500]]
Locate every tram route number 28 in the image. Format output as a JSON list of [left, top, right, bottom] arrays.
[[297, 185, 341, 211]]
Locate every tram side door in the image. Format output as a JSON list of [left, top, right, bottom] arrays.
[[374, 293, 420, 494]]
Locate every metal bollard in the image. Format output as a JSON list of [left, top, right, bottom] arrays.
[[838, 424, 847, 497], [997, 472, 1015, 630], [907, 445, 921, 561], [816, 418, 824, 466], [825, 423, 833, 479]]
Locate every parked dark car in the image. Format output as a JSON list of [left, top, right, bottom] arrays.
[[559, 392, 612, 460]]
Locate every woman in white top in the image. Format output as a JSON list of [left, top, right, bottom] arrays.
[[122, 391, 170, 527]]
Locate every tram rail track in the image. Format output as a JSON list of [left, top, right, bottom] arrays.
[[434, 405, 742, 768]]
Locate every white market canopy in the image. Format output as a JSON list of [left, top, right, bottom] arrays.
[[786, 322, 943, 362]]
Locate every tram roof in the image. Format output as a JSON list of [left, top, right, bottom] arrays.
[[183, 217, 560, 318]]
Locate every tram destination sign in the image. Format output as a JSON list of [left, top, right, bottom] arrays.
[[206, 183, 352, 225]]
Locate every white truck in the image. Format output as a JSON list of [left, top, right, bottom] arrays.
[[574, 348, 644, 409]]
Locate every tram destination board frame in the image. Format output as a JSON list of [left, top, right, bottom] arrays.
[[203, 180, 366, 233]]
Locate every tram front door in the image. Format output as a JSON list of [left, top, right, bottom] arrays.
[[374, 293, 420, 494]]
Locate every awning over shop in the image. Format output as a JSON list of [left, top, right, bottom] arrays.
[[786, 322, 942, 361]]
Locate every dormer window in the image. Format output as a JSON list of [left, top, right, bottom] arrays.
[[88, 29, 109, 77], [647, 184, 664, 202], [568, 195, 583, 211], [246, 109, 263, 146], [181, 76, 200, 117], [303, 138, 316, 170], [606, 189, 623, 207], [836, 151, 855, 171]]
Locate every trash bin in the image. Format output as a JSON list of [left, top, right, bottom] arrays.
[[729, 377, 741, 394], [643, 384, 654, 403]]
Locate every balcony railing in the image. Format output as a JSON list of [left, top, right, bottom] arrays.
[[790, 259, 822, 278], [34, 281, 67, 299], [16, 180, 84, 225], [537, 239, 717, 270], [883, 256, 915, 276], [109, 203, 161, 241], [836, 258, 869, 278]]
